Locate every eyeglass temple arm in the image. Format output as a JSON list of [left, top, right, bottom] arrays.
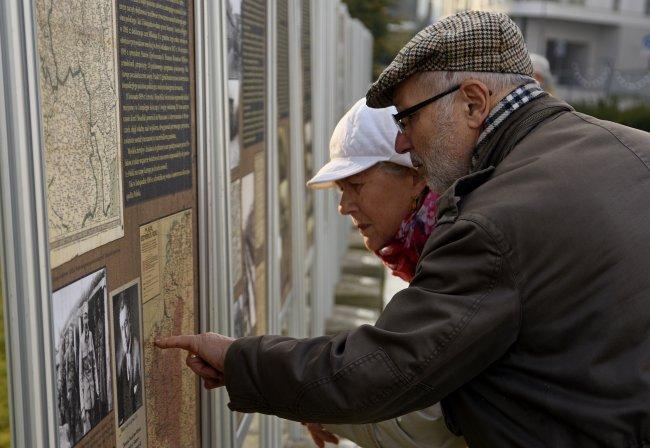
[[393, 84, 461, 121]]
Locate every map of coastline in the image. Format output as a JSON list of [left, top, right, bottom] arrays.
[[140, 210, 199, 447], [37, 0, 124, 268]]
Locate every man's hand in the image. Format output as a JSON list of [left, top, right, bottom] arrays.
[[155, 332, 235, 389], [302, 423, 339, 448]]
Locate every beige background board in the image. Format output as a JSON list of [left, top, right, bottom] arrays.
[[47, 0, 201, 445]]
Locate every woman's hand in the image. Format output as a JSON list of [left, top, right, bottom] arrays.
[[302, 422, 339, 448], [155, 332, 234, 389]]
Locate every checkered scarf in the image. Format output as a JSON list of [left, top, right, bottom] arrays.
[[473, 82, 546, 166]]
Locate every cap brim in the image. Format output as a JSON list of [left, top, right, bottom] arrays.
[[306, 157, 389, 189]]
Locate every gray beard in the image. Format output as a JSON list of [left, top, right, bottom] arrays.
[[419, 116, 469, 194]]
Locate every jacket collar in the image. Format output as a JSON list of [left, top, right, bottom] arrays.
[[435, 94, 574, 224], [472, 82, 547, 171]]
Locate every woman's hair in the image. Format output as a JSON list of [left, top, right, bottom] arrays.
[[375, 161, 420, 178], [375, 163, 427, 205]]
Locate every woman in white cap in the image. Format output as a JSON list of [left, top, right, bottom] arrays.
[[307, 98, 437, 281], [304, 98, 465, 448]]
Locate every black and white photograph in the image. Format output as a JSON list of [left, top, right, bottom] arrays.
[[240, 172, 257, 334], [233, 295, 246, 339], [230, 178, 243, 284], [53, 268, 112, 448], [228, 79, 241, 170], [111, 282, 143, 427], [227, 0, 242, 169], [226, 0, 242, 79]]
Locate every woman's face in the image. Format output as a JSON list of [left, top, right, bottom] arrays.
[[337, 164, 426, 252]]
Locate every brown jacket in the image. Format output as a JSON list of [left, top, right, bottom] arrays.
[[225, 96, 650, 447]]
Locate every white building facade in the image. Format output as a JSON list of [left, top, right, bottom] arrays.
[[434, 0, 650, 101]]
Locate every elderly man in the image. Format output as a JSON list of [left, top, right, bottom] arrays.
[[158, 11, 650, 447], [116, 293, 142, 426]]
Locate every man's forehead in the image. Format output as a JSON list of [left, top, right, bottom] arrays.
[[392, 76, 421, 110]]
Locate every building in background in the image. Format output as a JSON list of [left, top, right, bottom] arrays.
[[387, 0, 434, 32], [432, 0, 650, 102]]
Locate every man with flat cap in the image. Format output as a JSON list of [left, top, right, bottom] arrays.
[[158, 11, 650, 447]]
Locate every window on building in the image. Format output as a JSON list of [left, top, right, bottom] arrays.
[[546, 39, 590, 87]]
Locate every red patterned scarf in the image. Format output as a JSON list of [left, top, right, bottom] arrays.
[[375, 189, 439, 282]]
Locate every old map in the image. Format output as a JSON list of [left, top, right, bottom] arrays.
[[140, 210, 199, 447], [36, 0, 124, 268]]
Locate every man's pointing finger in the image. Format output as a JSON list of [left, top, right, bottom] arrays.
[[154, 334, 199, 354]]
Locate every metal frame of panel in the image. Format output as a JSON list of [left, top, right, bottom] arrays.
[[281, 0, 309, 442], [0, 0, 59, 446], [310, 0, 325, 339], [265, 0, 280, 446], [195, 0, 231, 446]]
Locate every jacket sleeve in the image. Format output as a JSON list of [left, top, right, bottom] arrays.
[[224, 216, 521, 424]]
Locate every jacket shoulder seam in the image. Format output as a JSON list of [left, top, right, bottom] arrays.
[[570, 112, 650, 171]]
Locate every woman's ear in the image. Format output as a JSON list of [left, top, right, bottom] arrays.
[[411, 170, 428, 194]]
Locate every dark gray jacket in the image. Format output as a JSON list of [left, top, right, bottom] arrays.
[[225, 96, 650, 448]]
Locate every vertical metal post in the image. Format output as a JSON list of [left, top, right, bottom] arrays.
[[310, 0, 330, 338], [265, 0, 282, 446], [287, 0, 307, 341], [201, 0, 235, 446], [0, 0, 58, 446], [285, 0, 307, 441]]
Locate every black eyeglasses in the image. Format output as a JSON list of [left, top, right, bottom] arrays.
[[392, 84, 461, 133]]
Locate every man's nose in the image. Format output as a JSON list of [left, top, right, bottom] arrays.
[[395, 132, 414, 154]]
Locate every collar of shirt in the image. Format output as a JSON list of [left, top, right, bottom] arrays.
[[472, 82, 546, 168], [126, 354, 132, 383]]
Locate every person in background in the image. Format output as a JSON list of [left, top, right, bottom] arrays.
[[78, 302, 98, 434], [529, 53, 556, 95], [303, 98, 464, 448]]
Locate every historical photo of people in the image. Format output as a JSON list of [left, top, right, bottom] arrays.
[[111, 281, 144, 427], [227, 0, 242, 169], [53, 268, 112, 448], [240, 172, 257, 335], [233, 295, 245, 339]]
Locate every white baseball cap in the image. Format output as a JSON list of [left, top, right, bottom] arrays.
[[307, 97, 413, 189]]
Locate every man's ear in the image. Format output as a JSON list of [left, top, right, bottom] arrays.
[[459, 81, 491, 130]]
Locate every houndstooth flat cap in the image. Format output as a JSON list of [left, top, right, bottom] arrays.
[[366, 11, 534, 108]]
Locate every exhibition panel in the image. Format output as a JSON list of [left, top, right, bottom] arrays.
[[39, 0, 202, 445], [0, 0, 372, 446]]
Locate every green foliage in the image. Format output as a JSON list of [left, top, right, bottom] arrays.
[[342, 0, 402, 78], [573, 99, 650, 132]]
